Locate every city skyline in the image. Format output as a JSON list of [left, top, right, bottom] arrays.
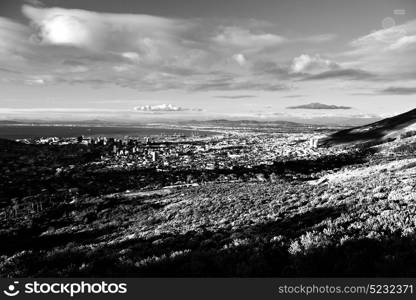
[[1, 0, 416, 123]]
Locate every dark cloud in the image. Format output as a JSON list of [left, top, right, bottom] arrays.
[[24, 0, 44, 7], [349, 92, 377, 96], [192, 77, 289, 91], [251, 61, 290, 77], [250, 60, 371, 84], [160, 66, 204, 76], [214, 95, 257, 99], [282, 94, 305, 98], [287, 102, 352, 110], [301, 69, 375, 81], [62, 60, 87, 67], [379, 87, 416, 95], [0, 67, 20, 74]]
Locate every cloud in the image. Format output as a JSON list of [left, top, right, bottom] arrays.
[[0, 4, 389, 95], [24, 0, 44, 6], [214, 95, 257, 99], [232, 53, 246, 66], [282, 94, 305, 98], [191, 78, 289, 91], [113, 65, 132, 72], [62, 60, 86, 66], [350, 20, 416, 52], [0, 67, 20, 74], [290, 54, 339, 74], [121, 52, 141, 62], [251, 60, 289, 77], [301, 68, 375, 81], [379, 87, 416, 95], [40, 15, 90, 47], [20, 5, 299, 91], [134, 104, 186, 112], [344, 19, 416, 78], [22, 5, 190, 55], [213, 27, 334, 51], [0, 17, 31, 59], [213, 26, 286, 49], [287, 102, 352, 110], [298, 34, 337, 43], [24, 78, 45, 85], [252, 54, 372, 83], [389, 35, 416, 50]]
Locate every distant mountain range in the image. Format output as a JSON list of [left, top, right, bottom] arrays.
[[320, 107, 416, 147], [0, 115, 381, 128], [184, 119, 304, 127]]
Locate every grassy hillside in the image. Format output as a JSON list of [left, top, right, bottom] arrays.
[[2, 156, 416, 277]]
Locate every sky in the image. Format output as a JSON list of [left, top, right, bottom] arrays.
[[0, 0, 416, 123]]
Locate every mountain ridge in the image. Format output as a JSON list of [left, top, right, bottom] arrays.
[[320, 107, 416, 147]]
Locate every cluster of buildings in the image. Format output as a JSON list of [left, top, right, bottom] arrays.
[[0, 130, 355, 222], [24, 132, 348, 172]]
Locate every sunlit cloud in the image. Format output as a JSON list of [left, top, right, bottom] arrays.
[[134, 104, 186, 112], [290, 54, 339, 74], [232, 53, 247, 66]]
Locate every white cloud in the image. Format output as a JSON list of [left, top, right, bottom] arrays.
[[290, 54, 338, 74], [344, 19, 416, 78], [25, 78, 45, 85], [389, 35, 416, 50], [121, 52, 141, 62], [0, 4, 390, 93], [41, 15, 89, 46], [113, 65, 132, 72], [134, 104, 185, 112], [350, 22, 416, 50], [232, 53, 246, 66], [22, 5, 188, 53]]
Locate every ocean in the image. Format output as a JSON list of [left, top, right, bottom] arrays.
[[0, 125, 217, 140]]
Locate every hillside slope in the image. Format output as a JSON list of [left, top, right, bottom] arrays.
[[319, 108, 416, 147]]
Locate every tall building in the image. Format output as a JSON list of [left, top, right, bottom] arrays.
[[151, 151, 157, 162]]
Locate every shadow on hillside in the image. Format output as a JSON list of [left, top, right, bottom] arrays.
[[0, 225, 118, 256], [42, 148, 374, 197], [3, 202, 416, 277], [1, 205, 345, 276], [286, 232, 416, 277]]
